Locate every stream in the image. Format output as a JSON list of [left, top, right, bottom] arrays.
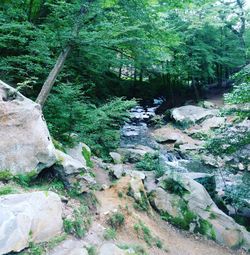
[[120, 100, 250, 230]]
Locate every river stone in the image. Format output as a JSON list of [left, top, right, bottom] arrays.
[[151, 173, 250, 250], [54, 150, 95, 192], [0, 80, 56, 174], [49, 239, 88, 255], [171, 105, 218, 125], [0, 191, 63, 254]]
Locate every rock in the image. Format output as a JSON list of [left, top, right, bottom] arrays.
[[0, 80, 56, 174], [179, 143, 203, 152], [109, 152, 123, 164], [109, 164, 124, 179], [200, 101, 216, 109], [201, 154, 224, 168], [151, 172, 250, 250], [117, 145, 155, 163], [66, 143, 87, 166], [54, 150, 95, 192], [152, 126, 183, 144], [49, 239, 88, 255], [238, 163, 245, 171], [183, 172, 216, 197], [99, 243, 132, 255], [144, 171, 158, 192], [0, 191, 63, 254], [188, 117, 226, 137], [171, 105, 218, 126]]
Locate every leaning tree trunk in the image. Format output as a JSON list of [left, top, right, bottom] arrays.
[[36, 46, 71, 108]]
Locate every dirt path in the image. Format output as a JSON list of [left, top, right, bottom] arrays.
[[95, 177, 249, 255]]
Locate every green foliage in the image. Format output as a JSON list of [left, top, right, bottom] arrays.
[[0, 170, 13, 182], [19, 234, 67, 255], [82, 145, 93, 168], [87, 246, 97, 255], [0, 186, 16, 196], [136, 153, 165, 178], [44, 83, 136, 159], [118, 243, 148, 255], [103, 227, 117, 240], [161, 200, 196, 231], [206, 123, 250, 155], [63, 205, 91, 238], [133, 191, 150, 212], [106, 211, 125, 229], [14, 171, 37, 187], [161, 177, 189, 197]]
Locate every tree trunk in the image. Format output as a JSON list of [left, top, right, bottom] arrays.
[[36, 46, 71, 108]]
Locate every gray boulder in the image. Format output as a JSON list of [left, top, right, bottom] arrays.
[[54, 150, 95, 193], [172, 105, 218, 125], [151, 173, 250, 250], [0, 80, 56, 174], [0, 191, 63, 254], [49, 239, 88, 255]]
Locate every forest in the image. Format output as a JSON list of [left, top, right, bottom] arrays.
[[0, 0, 250, 255]]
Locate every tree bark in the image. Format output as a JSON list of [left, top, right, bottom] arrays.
[[36, 46, 71, 107]]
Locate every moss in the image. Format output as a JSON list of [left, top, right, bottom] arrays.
[[0, 170, 13, 182], [161, 178, 189, 197], [0, 186, 16, 195], [14, 170, 37, 187], [195, 219, 216, 241], [52, 138, 66, 152], [103, 227, 117, 240], [82, 144, 93, 168], [133, 190, 150, 212], [209, 212, 217, 220]]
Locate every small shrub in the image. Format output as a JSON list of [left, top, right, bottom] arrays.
[[14, 171, 37, 187], [133, 191, 150, 212], [118, 243, 148, 255], [134, 221, 162, 248], [104, 227, 117, 240], [0, 170, 13, 182], [87, 245, 97, 255], [162, 178, 188, 197], [107, 212, 125, 229], [63, 205, 91, 238], [0, 186, 16, 195], [136, 153, 165, 178]]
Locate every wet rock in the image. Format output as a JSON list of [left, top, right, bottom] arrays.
[[0, 191, 63, 254], [0, 80, 56, 174]]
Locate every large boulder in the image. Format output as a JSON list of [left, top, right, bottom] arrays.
[[151, 173, 250, 250], [171, 105, 218, 126], [54, 150, 95, 193], [0, 191, 63, 254], [117, 145, 155, 163], [49, 239, 88, 255], [0, 80, 56, 174]]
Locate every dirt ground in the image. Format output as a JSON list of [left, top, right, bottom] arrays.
[[95, 177, 249, 255]]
